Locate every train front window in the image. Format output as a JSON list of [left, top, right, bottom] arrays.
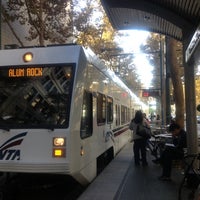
[[0, 65, 74, 129]]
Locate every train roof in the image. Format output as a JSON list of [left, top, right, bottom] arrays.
[[0, 44, 83, 66], [0, 44, 146, 106], [83, 47, 144, 105]]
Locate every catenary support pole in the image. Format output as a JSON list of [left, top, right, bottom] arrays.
[[184, 60, 198, 154]]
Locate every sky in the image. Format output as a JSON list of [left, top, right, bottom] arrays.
[[116, 30, 154, 88], [75, 0, 154, 88]]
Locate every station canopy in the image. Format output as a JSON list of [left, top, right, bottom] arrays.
[[100, 0, 200, 43]]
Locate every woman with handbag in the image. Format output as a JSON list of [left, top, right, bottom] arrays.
[[129, 110, 150, 166]]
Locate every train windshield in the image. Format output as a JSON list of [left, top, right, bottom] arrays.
[[0, 65, 74, 129]]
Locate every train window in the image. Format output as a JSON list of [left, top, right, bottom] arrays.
[[107, 96, 113, 124], [115, 104, 120, 126], [80, 91, 93, 139], [127, 108, 130, 122], [97, 93, 106, 125], [125, 106, 128, 123], [0, 65, 74, 129], [121, 105, 128, 124], [131, 108, 135, 119]]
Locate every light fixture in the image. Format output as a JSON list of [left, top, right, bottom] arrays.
[[23, 52, 33, 62]]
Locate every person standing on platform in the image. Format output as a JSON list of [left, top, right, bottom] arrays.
[[143, 112, 151, 150], [129, 110, 149, 167], [143, 113, 150, 127], [156, 114, 161, 125]]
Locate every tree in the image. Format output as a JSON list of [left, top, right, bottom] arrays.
[[3, 0, 73, 46], [167, 37, 184, 128], [1, 6, 24, 46], [140, 33, 163, 90], [143, 34, 185, 127], [3, 0, 118, 58], [2, 0, 143, 99], [73, 0, 118, 59]]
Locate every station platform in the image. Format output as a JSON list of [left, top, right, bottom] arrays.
[[78, 141, 192, 200]]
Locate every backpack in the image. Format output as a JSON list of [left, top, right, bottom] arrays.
[[136, 124, 151, 139]]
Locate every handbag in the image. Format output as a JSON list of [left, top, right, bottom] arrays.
[[136, 124, 151, 139], [129, 120, 134, 130]]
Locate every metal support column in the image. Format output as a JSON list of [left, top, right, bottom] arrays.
[[184, 60, 198, 154], [165, 37, 171, 125], [160, 35, 166, 125], [0, 0, 1, 49]]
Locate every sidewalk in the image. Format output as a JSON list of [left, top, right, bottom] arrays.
[[78, 142, 133, 200], [79, 141, 192, 200], [114, 149, 184, 200]]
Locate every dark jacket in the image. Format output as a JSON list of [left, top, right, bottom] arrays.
[[172, 129, 187, 149]]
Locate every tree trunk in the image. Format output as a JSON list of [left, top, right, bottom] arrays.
[[167, 37, 184, 128]]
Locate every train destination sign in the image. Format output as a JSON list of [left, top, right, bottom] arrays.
[[8, 67, 43, 77]]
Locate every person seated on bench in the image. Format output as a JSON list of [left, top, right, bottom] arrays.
[[153, 123, 187, 181]]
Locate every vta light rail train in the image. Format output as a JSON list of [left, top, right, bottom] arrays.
[[0, 44, 145, 185]]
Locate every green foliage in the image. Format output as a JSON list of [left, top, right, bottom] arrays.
[[73, 0, 118, 58], [3, 0, 73, 45], [3, 0, 118, 58]]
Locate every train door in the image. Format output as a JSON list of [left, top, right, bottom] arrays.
[[92, 92, 114, 154], [81, 91, 106, 156], [96, 93, 107, 148], [80, 90, 93, 139], [114, 103, 121, 151], [105, 96, 115, 148]]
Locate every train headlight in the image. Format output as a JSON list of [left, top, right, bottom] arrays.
[[23, 52, 33, 62], [53, 137, 65, 146], [53, 148, 66, 157], [52, 137, 66, 158]]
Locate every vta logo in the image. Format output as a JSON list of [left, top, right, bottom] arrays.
[[0, 132, 27, 160]]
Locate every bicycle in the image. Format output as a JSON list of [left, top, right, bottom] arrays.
[[147, 134, 165, 159], [178, 153, 200, 200]]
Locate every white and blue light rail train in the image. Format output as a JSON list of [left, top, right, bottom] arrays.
[[0, 44, 145, 185]]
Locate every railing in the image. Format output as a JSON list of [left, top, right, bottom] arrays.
[[178, 153, 200, 200]]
